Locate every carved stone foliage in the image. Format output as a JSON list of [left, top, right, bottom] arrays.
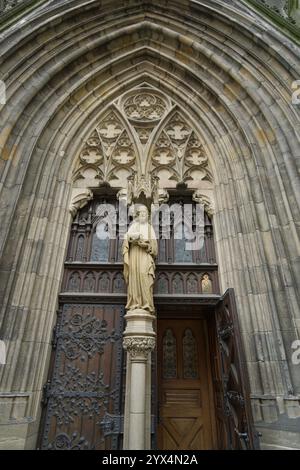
[[0, 1, 27, 15], [151, 112, 212, 187]]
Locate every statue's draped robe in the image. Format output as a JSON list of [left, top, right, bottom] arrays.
[[123, 222, 158, 314]]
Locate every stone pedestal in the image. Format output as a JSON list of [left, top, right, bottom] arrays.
[[123, 309, 156, 450]]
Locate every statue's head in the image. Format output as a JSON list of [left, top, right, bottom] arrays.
[[134, 204, 149, 223]]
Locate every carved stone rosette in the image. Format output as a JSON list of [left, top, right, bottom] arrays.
[[123, 337, 156, 360]]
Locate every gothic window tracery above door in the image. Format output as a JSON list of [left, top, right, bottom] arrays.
[[68, 85, 219, 296], [71, 85, 214, 194]]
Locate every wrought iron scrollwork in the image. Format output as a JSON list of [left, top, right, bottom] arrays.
[[58, 312, 120, 360], [0, 1, 26, 15]]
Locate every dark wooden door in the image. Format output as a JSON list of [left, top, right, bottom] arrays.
[[39, 304, 124, 450], [157, 318, 216, 450], [214, 289, 259, 449]]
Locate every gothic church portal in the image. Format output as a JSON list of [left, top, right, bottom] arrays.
[[0, 0, 299, 451]]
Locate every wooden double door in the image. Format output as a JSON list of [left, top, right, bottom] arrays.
[[157, 317, 216, 449], [156, 292, 259, 450]]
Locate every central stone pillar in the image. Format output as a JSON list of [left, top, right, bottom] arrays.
[[120, 196, 158, 449], [123, 309, 156, 450]]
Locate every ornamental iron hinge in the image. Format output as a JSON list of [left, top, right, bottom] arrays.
[[51, 324, 59, 349]]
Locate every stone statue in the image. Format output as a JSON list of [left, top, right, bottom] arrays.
[[122, 205, 158, 314], [201, 273, 212, 294]]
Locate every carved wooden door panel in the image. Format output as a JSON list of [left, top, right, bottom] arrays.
[[157, 319, 216, 450], [39, 304, 124, 450], [215, 289, 259, 449]]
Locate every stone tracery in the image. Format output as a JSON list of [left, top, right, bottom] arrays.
[[72, 88, 213, 198]]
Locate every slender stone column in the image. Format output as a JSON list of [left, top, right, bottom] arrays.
[[123, 309, 156, 450]]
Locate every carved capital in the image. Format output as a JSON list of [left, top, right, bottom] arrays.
[[69, 188, 93, 217], [123, 336, 156, 359], [192, 191, 214, 216]]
